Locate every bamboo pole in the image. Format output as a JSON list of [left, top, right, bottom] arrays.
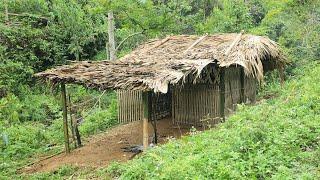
[[68, 95, 76, 148], [184, 34, 208, 54], [124, 91, 127, 123], [152, 98, 158, 144], [61, 83, 70, 154], [176, 88, 179, 124], [142, 91, 151, 150], [172, 88, 176, 124], [120, 91, 123, 123], [117, 91, 120, 123], [240, 67, 245, 103], [73, 115, 82, 147], [224, 30, 244, 55], [127, 91, 130, 123], [219, 68, 225, 121], [133, 91, 136, 122], [108, 11, 116, 60]]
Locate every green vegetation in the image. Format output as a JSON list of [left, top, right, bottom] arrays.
[[0, 0, 319, 179]]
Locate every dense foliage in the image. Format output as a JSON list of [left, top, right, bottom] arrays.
[[0, 0, 319, 179]]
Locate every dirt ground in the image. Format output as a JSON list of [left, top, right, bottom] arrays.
[[23, 118, 194, 173]]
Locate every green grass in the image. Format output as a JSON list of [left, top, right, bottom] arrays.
[[107, 62, 320, 179], [0, 89, 118, 179]]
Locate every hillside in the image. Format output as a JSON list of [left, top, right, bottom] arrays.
[[0, 0, 319, 179], [23, 62, 319, 179], [106, 62, 320, 179]]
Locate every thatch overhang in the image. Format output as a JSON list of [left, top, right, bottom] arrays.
[[35, 33, 286, 93]]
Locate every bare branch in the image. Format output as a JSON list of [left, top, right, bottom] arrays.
[[116, 31, 145, 51], [7, 12, 49, 20]]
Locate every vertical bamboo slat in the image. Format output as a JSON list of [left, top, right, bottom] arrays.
[[172, 89, 175, 124], [117, 91, 120, 123]]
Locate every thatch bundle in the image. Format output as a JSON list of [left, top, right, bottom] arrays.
[[36, 33, 286, 93]]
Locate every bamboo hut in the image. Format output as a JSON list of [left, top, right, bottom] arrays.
[[36, 33, 286, 152]]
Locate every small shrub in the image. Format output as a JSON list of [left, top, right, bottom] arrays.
[[80, 99, 118, 136]]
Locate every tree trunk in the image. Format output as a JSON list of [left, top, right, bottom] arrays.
[[108, 12, 116, 60], [142, 91, 151, 150]]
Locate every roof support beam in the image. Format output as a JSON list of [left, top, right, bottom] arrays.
[[184, 34, 207, 54], [61, 83, 70, 154], [224, 30, 244, 55]]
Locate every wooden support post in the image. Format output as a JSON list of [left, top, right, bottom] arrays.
[[240, 67, 245, 103], [142, 91, 151, 150], [219, 68, 225, 121], [152, 118, 158, 144], [61, 83, 70, 154], [108, 11, 116, 60], [150, 93, 158, 144]]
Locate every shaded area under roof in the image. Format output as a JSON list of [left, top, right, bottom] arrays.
[[36, 33, 286, 93]]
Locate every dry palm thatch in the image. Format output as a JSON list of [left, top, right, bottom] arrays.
[[36, 33, 286, 93]]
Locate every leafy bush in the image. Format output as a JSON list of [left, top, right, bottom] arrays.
[[1, 123, 49, 160], [198, 0, 253, 33], [0, 91, 61, 125], [0, 61, 33, 96], [80, 98, 118, 136]]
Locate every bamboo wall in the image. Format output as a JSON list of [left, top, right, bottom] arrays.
[[117, 90, 143, 124], [224, 67, 242, 114], [117, 90, 171, 124], [172, 84, 221, 126], [117, 67, 257, 126], [172, 66, 257, 127], [244, 75, 257, 103]]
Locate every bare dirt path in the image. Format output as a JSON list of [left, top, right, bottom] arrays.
[[23, 118, 192, 173]]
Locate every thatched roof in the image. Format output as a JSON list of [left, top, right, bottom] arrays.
[[36, 33, 286, 93]]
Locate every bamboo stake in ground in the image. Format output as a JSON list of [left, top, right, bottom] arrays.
[[73, 117, 82, 147], [61, 83, 70, 154], [68, 95, 76, 149]]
